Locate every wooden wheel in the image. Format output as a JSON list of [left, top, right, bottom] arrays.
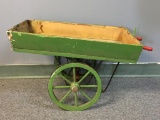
[[48, 63, 102, 111]]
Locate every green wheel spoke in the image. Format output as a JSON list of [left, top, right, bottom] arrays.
[[78, 71, 90, 84], [73, 67, 76, 82], [80, 85, 98, 88], [53, 86, 70, 89], [74, 92, 78, 107], [79, 90, 91, 101], [59, 73, 71, 84], [60, 90, 72, 103]]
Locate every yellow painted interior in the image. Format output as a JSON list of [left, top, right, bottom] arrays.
[[11, 20, 141, 45]]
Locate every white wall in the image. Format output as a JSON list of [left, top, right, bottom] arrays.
[[1, 0, 160, 65]]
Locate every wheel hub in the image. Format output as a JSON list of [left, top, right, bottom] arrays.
[[71, 83, 79, 92], [72, 86, 78, 92]]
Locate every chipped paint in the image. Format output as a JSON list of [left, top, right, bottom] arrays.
[[10, 46, 14, 51], [7, 32, 12, 41], [18, 33, 21, 36]]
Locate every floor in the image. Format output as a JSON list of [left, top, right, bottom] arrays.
[[0, 77, 160, 120]]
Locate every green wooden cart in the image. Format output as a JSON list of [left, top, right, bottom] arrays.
[[7, 20, 152, 111]]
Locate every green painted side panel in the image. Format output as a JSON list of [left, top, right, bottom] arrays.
[[13, 48, 137, 63], [10, 32, 143, 63]]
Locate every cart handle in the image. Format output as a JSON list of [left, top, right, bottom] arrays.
[[135, 36, 153, 51], [135, 36, 142, 41], [143, 46, 153, 51]]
